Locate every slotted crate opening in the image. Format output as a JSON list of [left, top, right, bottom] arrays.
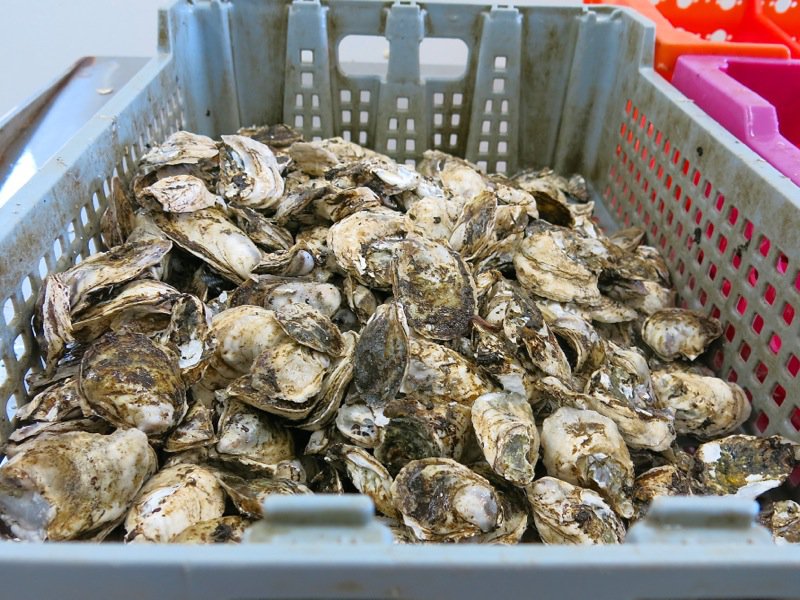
[[606, 93, 800, 441]]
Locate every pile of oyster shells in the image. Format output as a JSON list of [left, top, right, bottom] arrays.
[[1, 126, 798, 544]]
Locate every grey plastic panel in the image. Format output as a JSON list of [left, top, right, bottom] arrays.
[[283, 0, 335, 140], [0, 541, 798, 599], [601, 65, 800, 439], [464, 7, 522, 175], [0, 50, 182, 441]]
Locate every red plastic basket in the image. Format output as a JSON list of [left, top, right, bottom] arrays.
[[585, 0, 795, 78]]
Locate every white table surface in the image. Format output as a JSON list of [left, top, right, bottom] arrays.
[[0, 0, 166, 121]]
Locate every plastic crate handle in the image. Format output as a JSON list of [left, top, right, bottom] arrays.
[[243, 495, 394, 544], [627, 496, 773, 544]]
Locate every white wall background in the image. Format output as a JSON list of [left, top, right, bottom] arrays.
[[0, 0, 166, 120], [0, 0, 475, 120]]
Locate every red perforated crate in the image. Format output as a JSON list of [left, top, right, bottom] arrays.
[[586, 0, 796, 78]]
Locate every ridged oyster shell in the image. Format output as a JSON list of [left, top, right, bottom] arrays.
[[391, 458, 501, 542], [641, 309, 722, 361], [541, 407, 634, 518], [527, 477, 625, 544], [124, 464, 225, 542], [471, 392, 539, 486], [0, 429, 156, 541]]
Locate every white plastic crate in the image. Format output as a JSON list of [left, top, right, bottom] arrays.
[[0, 1, 799, 598]]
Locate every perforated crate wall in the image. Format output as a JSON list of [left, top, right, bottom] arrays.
[[604, 95, 800, 449], [0, 66, 185, 441], [281, 0, 523, 174]]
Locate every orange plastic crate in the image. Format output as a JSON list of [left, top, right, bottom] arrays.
[[762, 0, 800, 45], [584, 0, 794, 79]]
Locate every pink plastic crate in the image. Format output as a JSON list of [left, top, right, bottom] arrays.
[[672, 55, 800, 186]]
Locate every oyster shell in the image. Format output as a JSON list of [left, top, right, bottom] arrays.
[[471, 328, 536, 399], [344, 276, 379, 324], [226, 205, 293, 251], [218, 134, 285, 210], [353, 302, 409, 406], [651, 370, 751, 439], [143, 174, 220, 213], [216, 399, 295, 469], [641, 309, 722, 361], [64, 239, 174, 313], [151, 208, 261, 284], [402, 336, 492, 406], [584, 345, 676, 452], [375, 396, 472, 476], [238, 122, 302, 149], [71, 280, 180, 343], [295, 331, 358, 431], [417, 150, 488, 203], [514, 229, 601, 304], [391, 458, 501, 542], [327, 208, 406, 288], [467, 464, 530, 544], [164, 402, 217, 453], [309, 463, 345, 494], [608, 226, 645, 252], [392, 235, 477, 341], [203, 306, 287, 388], [471, 392, 539, 486], [140, 130, 219, 171], [542, 407, 635, 518], [4, 418, 113, 456], [527, 477, 625, 545], [449, 191, 497, 260], [215, 472, 311, 518], [33, 274, 73, 372], [693, 435, 798, 498], [79, 331, 187, 437], [274, 302, 345, 357], [223, 338, 331, 420], [0, 429, 156, 541], [335, 397, 386, 449], [160, 293, 214, 382], [124, 464, 226, 542], [172, 516, 249, 544], [495, 281, 571, 380], [759, 500, 800, 544], [323, 186, 383, 222], [631, 465, 691, 520], [288, 137, 374, 176], [327, 444, 398, 518], [230, 278, 342, 318], [549, 315, 605, 377], [14, 377, 83, 424], [404, 195, 458, 243], [34, 238, 173, 369], [100, 176, 138, 247]]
